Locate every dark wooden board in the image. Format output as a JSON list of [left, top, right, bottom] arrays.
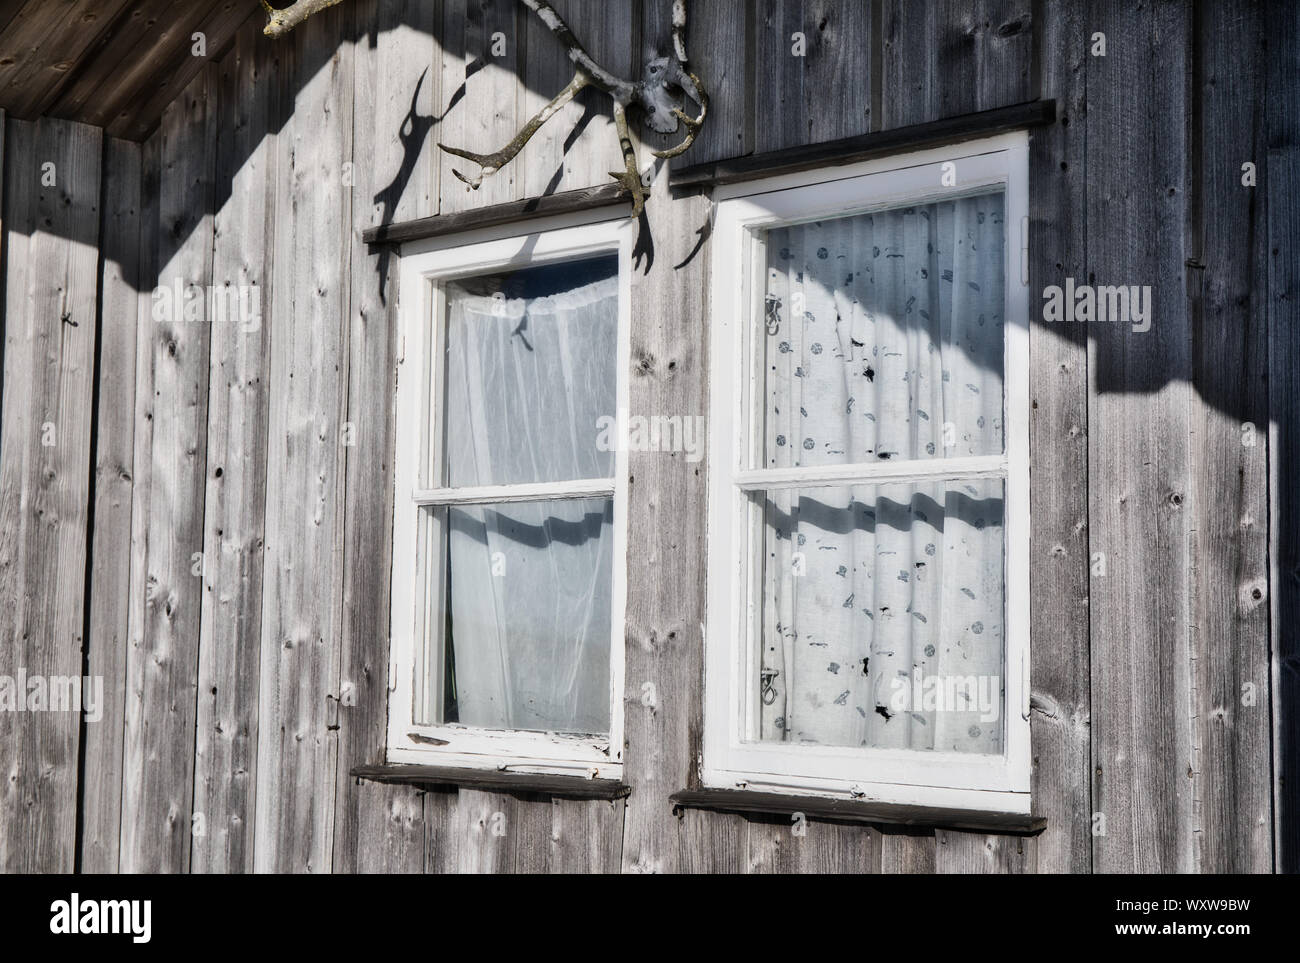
[[363, 182, 629, 245], [670, 100, 1055, 189], [672, 789, 1046, 834], [352, 764, 631, 800]]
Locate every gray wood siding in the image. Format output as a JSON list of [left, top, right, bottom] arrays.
[[1189, 0, 1273, 874], [0, 0, 1295, 872], [1085, 0, 1195, 876], [0, 116, 101, 873], [190, 18, 282, 874], [79, 135, 142, 874], [119, 68, 217, 874], [1266, 0, 1300, 875], [1025, 0, 1090, 876]]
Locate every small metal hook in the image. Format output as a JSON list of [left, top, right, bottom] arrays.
[[764, 295, 782, 336], [760, 668, 780, 706]]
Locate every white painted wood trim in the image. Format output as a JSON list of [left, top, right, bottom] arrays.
[[733, 455, 1008, 491], [704, 132, 1033, 810], [388, 212, 633, 775], [412, 478, 616, 505]]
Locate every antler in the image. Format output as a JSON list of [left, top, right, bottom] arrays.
[[651, 0, 708, 159], [260, 0, 345, 39], [262, 0, 709, 217], [440, 71, 591, 189], [439, 0, 707, 216]]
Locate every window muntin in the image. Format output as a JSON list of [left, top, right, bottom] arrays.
[[390, 216, 631, 775], [706, 135, 1030, 811]]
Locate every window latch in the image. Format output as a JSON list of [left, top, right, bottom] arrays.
[[760, 668, 780, 706], [1020, 215, 1030, 286]]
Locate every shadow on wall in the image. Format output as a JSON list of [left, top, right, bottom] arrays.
[[0, 0, 1296, 873]]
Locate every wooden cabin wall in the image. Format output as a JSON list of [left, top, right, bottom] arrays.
[[0, 112, 105, 872], [0, 0, 1295, 873]]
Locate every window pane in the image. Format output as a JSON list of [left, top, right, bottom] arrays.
[[760, 192, 1005, 468], [442, 256, 618, 487], [753, 478, 1005, 753], [435, 497, 613, 735]]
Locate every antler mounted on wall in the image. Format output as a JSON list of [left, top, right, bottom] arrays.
[[261, 0, 708, 217], [261, 0, 346, 39], [440, 0, 708, 217]]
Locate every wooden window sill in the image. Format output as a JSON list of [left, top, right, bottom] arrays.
[[670, 788, 1046, 835], [351, 764, 631, 801]]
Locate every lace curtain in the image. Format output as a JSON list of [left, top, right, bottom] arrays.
[[438, 258, 618, 735], [757, 193, 1008, 754]]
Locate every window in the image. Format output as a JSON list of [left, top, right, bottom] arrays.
[[705, 133, 1031, 812], [389, 214, 632, 777]]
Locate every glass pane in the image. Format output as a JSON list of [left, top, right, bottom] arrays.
[[442, 255, 618, 487], [752, 478, 1005, 753], [434, 497, 613, 735], [759, 192, 1005, 468]]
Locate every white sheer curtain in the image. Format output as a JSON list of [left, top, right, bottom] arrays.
[[758, 193, 1007, 753], [438, 259, 618, 735]]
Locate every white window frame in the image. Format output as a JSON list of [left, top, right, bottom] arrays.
[[705, 131, 1032, 814], [388, 210, 633, 778]]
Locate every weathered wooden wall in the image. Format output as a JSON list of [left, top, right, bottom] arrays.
[[0, 0, 1296, 872]]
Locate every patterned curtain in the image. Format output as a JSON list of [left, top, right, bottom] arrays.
[[758, 193, 1008, 754]]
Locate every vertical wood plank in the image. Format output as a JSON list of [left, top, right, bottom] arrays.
[[190, 21, 280, 874], [438, 0, 522, 213], [332, 0, 437, 876], [745, 818, 879, 873], [513, 792, 553, 873], [521, 0, 633, 199], [1026, 0, 1091, 875], [1086, 0, 1194, 874], [550, 798, 624, 873], [0, 116, 102, 873], [119, 128, 162, 876], [79, 135, 141, 874], [880, 0, 1034, 131], [252, 5, 354, 873], [119, 67, 216, 874], [353, 781, 426, 873], [680, 809, 743, 873], [681, 0, 749, 165], [1261, 2, 1300, 879], [1268, 142, 1299, 875], [934, 829, 1035, 873], [880, 830, 937, 873], [619, 171, 711, 874], [455, 789, 518, 873], [1266, 0, 1300, 876], [424, 790, 461, 873], [1187, 0, 1272, 874], [754, 0, 873, 152]]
